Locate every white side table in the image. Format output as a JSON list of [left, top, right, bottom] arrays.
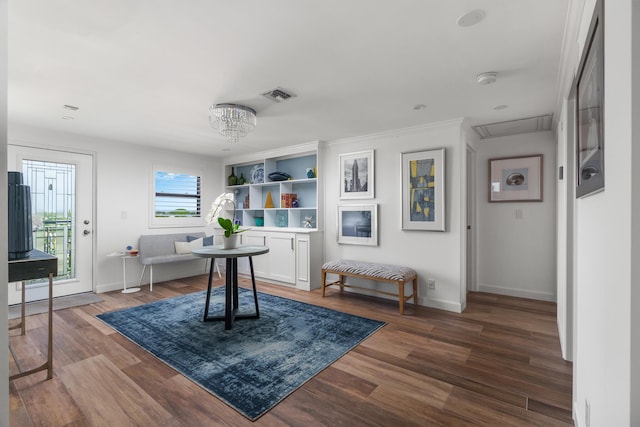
[[108, 252, 141, 293]]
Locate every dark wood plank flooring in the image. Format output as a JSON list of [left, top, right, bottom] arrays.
[[9, 275, 573, 426]]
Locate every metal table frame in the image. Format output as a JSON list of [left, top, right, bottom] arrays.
[[8, 249, 58, 380], [192, 245, 269, 330]]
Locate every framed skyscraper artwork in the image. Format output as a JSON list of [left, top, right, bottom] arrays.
[[401, 148, 445, 231], [339, 150, 374, 199]]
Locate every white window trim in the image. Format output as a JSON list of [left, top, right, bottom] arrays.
[[149, 164, 204, 228]]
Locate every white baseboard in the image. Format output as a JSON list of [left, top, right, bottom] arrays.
[[331, 287, 463, 314], [96, 268, 209, 294], [477, 283, 556, 302], [419, 296, 463, 313], [96, 281, 129, 294]]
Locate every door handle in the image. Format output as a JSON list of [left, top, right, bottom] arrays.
[[83, 229, 91, 235], [291, 237, 294, 250]]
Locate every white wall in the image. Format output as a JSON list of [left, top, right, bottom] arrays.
[[570, 0, 635, 425], [0, 0, 9, 424], [8, 124, 223, 293], [631, 2, 640, 424], [475, 131, 557, 301], [324, 120, 466, 312]]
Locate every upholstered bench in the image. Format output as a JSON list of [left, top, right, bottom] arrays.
[[321, 260, 418, 314], [138, 232, 220, 291]]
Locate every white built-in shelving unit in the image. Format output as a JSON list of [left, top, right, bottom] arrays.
[[222, 142, 323, 290]]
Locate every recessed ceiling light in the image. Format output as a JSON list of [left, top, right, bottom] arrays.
[[61, 116, 74, 120], [457, 10, 486, 27], [63, 104, 79, 111], [413, 104, 427, 110], [494, 104, 508, 110], [476, 72, 497, 85]]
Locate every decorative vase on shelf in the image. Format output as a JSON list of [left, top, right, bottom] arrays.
[[223, 233, 239, 249], [228, 168, 238, 186], [250, 164, 264, 184], [238, 173, 246, 185], [264, 191, 274, 208]]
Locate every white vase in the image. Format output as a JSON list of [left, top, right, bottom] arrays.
[[223, 233, 239, 249]]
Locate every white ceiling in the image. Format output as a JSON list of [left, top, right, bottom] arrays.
[[8, 0, 570, 157]]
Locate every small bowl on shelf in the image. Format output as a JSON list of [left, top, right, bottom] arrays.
[[127, 250, 139, 256]]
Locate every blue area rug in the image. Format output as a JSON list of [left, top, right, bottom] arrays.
[[97, 288, 384, 420]]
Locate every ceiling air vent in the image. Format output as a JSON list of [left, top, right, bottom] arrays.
[[473, 114, 553, 139], [261, 87, 296, 103]]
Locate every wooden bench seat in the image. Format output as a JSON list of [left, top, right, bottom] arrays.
[[321, 260, 418, 314]]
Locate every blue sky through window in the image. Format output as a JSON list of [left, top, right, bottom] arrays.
[[155, 171, 200, 217]]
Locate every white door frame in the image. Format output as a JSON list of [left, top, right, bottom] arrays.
[[7, 144, 95, 303], [466, 145, 478, 294]]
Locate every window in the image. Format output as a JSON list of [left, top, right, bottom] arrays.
[[151, 166, 203, 227]]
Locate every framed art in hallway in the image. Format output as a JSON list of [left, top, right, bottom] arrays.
[[337, 204, 378, 246], [489, 154, 543, 202], [401, 148, 445, 231], [339, 150, 374, 199], [575, 0, 604, 198]]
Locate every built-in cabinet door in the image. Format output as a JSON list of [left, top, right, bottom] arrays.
[[295, 234, 311, 290], [241, 233, 268, 277], [267, 233, 295, 284]]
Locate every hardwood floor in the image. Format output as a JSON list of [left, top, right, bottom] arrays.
[[9, 275, 573, 426]]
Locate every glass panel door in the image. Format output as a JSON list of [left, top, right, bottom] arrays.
[[7, 146, 94, 304]]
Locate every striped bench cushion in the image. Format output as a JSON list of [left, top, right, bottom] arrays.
[[322, 260, 416, 282]]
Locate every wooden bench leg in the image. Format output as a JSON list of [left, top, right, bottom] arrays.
[[339, 275, 345, 292], [321, 270, 327, 297], [413, 277, 418, 305], [399, 280, 404, 315]]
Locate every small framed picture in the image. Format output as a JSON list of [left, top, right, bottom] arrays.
[[489, 154, 543, 202], [575, 0, 604, 198], [401, 148, 445, 231], [337, 204, 378, 246], [339, 150, 374, 199]]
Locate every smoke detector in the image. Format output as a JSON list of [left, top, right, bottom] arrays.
[[476, 72, 497, 85], [261, 87, 296, 102]]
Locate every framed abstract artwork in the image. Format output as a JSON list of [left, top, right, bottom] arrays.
[[401, 148, 445, 231], [575, 0, 604, 198], [339, 150, 374, 199], [489, 154, 543, 202], [337, 204, 378, 246]]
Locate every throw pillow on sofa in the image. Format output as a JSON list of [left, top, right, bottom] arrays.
[[174, 241, 192, 254], [187, 235, 214, 246]]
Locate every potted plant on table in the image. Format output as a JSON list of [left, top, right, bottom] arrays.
[[206, 192, 248, 249]]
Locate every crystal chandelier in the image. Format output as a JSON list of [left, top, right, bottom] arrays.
[[208, 103, 257, 143]]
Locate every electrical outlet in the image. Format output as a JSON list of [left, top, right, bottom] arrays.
[[427, 279, 436, 290]]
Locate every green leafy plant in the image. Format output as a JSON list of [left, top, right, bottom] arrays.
[[217, 217, 247, 237], [207, 192, 249, 237]]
